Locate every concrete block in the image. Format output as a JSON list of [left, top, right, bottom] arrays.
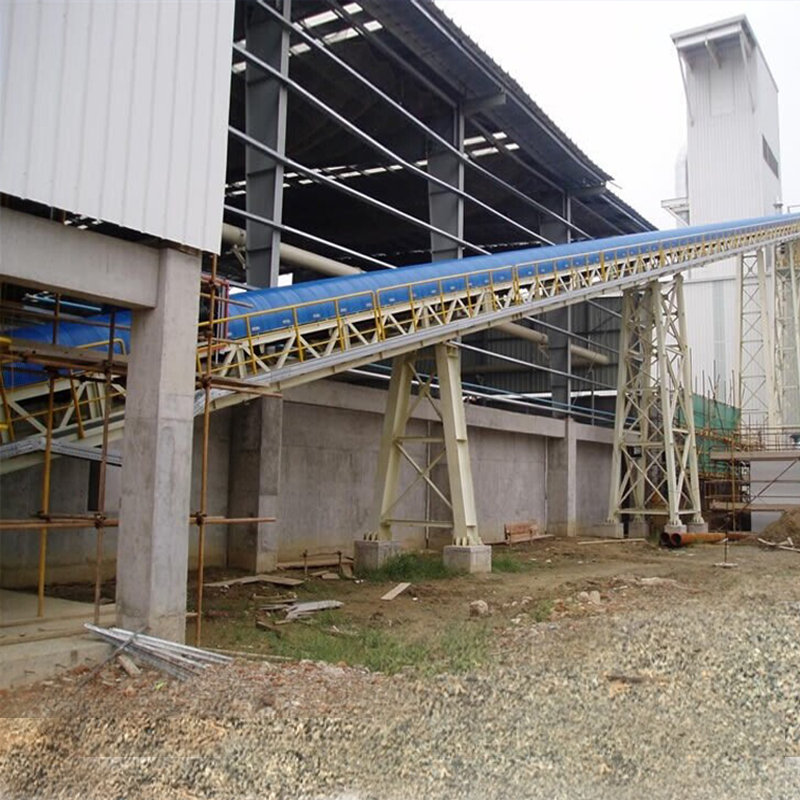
[[353, 539, 402, 572], [664, 524, 687, 536], [443, 544, 492, 574], [590, 522, 625, 539], [687, 521, 709, 533], [0, 636, 111, 690]]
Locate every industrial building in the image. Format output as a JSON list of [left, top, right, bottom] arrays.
[[666, 16, 783, 408], [1, 0, 799, 685]]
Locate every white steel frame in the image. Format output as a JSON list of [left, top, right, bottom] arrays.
[[606, 276, 704, 528], [366, 343, 480, 546], [774, 241, 800, 428], [737, 248, 778, 427]]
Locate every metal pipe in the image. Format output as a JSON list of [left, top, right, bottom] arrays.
[[456, 342, 614, 389], [233, 42, 551, 247], [225, 204, 393, 270], [281, 242, 361, 277], [93, 309, 116, 625], [196, 255, 218, 646], [570, 344, 611, 367], [230, 126, 489, 255], [496, 321, 547, 345], [666, 531, 727, 547]]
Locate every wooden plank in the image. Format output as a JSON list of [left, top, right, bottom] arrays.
[[285, 600, 343, 621], [341, 563, 354, 579], [204, 574, 304, 588], [277, 557, 353, 569], [577, 538, 646, 545], [117, 653, 141, 677], [381, 582, 411, 601]]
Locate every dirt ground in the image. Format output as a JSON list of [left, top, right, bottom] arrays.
[[3, 538, 800, 799], [193, 537, 766, 655]]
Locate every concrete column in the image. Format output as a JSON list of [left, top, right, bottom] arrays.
[[116, 249, 201, 643], [547, 419, 577, 537], [227, 395, 282, 573]]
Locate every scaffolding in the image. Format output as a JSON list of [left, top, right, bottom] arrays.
[[0, 259, 277, 645]]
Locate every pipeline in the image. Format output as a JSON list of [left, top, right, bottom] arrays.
[[661, 530, 755, 548]]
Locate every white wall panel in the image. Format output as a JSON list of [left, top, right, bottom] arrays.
[[0, 0, 234, 254]]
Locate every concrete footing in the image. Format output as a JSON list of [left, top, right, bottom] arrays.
[[687, 521, 709, 533], [628, 520, 650, 539], [590, 522, 625, 539], [664, 524, 688, 536], [1, 636, 110, 690], [353, 539, 402, 572], [443, 544, 492, 574]]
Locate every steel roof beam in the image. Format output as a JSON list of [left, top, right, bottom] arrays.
[[254, 0, 582, 240], [233, 42, 552, 247], [230, 126, 489, 254]]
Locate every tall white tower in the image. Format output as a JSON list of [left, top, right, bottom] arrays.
[[670, 16, 782, 401]]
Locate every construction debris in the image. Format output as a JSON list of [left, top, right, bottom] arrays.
[[85, 624, 232, 680], [341, 563, 354, 579], [284, 600, 344, 621], [578, 538, 646, 545], [278, 556, 354, 570], [381, 582, 411, 601], [759, 508, 800, 544], [503, 521, 550, 545], [320, 572, 341, 580], [117, 654, 141, 677], [469, 600, 490, 618], [204, 574, 304, 588]]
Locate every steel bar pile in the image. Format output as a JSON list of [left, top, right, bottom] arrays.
[[85, 624, 232, 681]]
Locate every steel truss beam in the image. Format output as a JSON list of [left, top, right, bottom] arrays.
[[737, 247, 778, 427], [606, 276, 704, 529], [366, 344, 480, 546], [774, 240, 800, 427]]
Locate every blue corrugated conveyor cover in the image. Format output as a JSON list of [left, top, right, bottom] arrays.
[[4, 213, 799, 389]]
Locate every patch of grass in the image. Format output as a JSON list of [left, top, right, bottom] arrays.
[[358, 552, 459, 582], [491, 552, 527, 573], [530, 598, 553, 622], [236, 610, 491, 676], [427, 621, 491, 675]]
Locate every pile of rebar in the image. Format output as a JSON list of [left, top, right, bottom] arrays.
[[85, 624, 232, 680]]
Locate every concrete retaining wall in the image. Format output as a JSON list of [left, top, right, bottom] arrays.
[[1, 380, 614, 586]]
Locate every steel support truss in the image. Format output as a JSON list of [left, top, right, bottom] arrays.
[[365, 342, 481, 546], [774, 240, 800, 428], [737, 247, 778, 427], [606, 276, 704, 530]]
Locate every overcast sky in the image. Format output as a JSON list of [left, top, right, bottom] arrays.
[[436, 0, 800, 229]]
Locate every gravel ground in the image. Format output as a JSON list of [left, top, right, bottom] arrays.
[[3, 558, 800, 799]]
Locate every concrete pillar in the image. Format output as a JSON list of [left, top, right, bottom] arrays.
[[116, 249, 201, 643], [227, 395, 282, 573], [547, 419, 577, 537]]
